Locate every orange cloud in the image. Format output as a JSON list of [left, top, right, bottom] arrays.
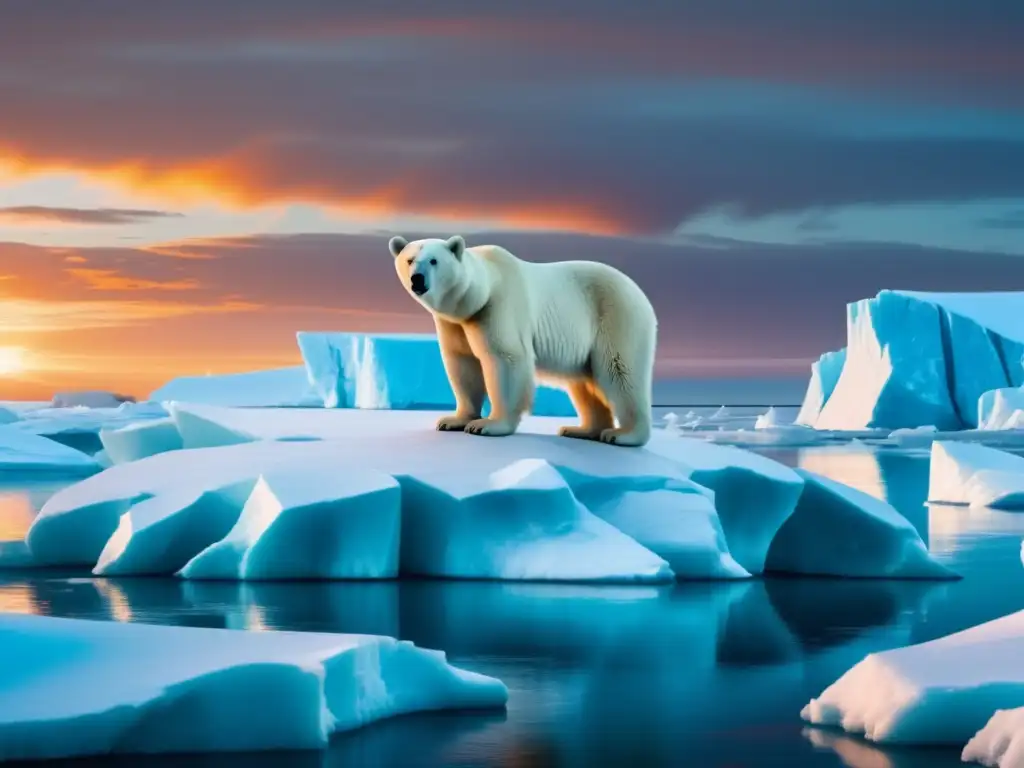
[[0, 150, 629, 238], [67, 267, 200, 292], [0, 296, 260, 333]]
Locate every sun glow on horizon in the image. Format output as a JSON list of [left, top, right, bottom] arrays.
[[0, 347, 28, 376]]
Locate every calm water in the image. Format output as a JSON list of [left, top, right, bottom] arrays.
[[2, 431, 1024, 767]]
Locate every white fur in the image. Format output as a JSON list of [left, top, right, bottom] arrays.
[[389, 235, 657, 447]]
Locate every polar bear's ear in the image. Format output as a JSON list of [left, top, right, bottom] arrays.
[[445, 235, 466, 260], [388, 236, 409, 258]]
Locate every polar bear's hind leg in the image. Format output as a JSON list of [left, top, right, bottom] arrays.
[[558, 380, 614, 440]]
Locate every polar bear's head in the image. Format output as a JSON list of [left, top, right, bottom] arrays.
[[388, 235, 467, 313]]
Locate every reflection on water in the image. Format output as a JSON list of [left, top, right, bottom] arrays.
[[0, 479, 72, 541], [0, 447, 1021, 766]]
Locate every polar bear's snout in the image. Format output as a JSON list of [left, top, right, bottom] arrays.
[[410, 271, 428, 296]]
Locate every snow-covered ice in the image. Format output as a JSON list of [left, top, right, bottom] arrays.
[[99, 417, 183, 465], [168, 404, 804, 576], [28, 410, 692, 580], [927, 441, 1024, 509], [809, 290, 1024, 431], [149, 366, 320, 408], [180, 470, 401, 580], [0, 407, 18, 426], [562, 468, 748, 579], [297, 331, 575, 415], [0, 426, 99, 475], [396, 458, 672, 581], [93, 481, 256, 576], [964, 708, 1024, 768], [802, 609, 1024, 745], [796, 348, 847, 427], [643, 432, 805, 574], [0, 612, 507, 760], [765, 469, 953, 578]]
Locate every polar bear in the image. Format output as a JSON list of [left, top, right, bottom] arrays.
[[388, 234, 657, 447]]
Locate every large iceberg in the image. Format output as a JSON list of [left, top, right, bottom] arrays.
[[927, 441, 1024, 509], [806, 290, 1024, 430], [25, 405, 815, 581], [149, 366, 321, 407], [0, 426, 99, 475], [795, 348, 846, 427], [765, 469, 953, 578], [802, 609, 1024, 746], [0, 612, 506, 760], [297, 331, 575, 415], [167, 403, 804, 576]]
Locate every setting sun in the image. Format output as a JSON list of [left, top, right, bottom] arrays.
[[0, 347, 27, 376]]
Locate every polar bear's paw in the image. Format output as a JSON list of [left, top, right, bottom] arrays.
[[557, 426, 603, 441], [464, 418, 517, 437], [599, 427, 647, 448], [435, 414, 475, 432]]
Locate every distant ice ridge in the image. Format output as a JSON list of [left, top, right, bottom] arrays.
[[0, 613, 507, 760], [297, 331, 575, 415], [802, 609, 1024, 747], [23, 405, 953, 582], [797, 290, 1024, 430], [149, 366, 321, 408], [927, 441, 1024, 509]]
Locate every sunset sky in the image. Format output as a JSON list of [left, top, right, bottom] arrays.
[[2, 1, 1024, 399]]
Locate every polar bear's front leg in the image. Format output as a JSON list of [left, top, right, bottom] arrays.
[[464, 350, 533, 437], [435, 319, 486, 432]]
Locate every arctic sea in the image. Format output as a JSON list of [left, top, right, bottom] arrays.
[[2, 384, 1024, 767]]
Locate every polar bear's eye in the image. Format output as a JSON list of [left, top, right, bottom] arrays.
[[406, 257, 414, 266], [429, 258, 437, 266]]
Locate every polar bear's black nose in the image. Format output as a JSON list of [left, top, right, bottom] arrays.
[[410, 272, 428, 295]]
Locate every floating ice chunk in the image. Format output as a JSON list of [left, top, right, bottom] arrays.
[[149, 366, 320, 407], [297, 331, 574, 415], [0, 612, 507, 760], [180, 470, 401, 580], [0, 426, 99, 475], [399, 458, 672, 582], [643, 432, 804, 575], [979, 388, 1024, 431], [100, 417, 183, 465], [709, 406, 730, 421], [802, 609, 1024, 745], [887, 425, 938, 448], [566, 474, 749, 579], [927, 441, 1024, 509], [765, 469, 954, 579], [52, 391, 133, 409], [0, 407, 18, 426], [754, 407, 780, 430], [964, 708, 1024, 768], [662, 412, 680, 433], [795, 348, 847, 427], [93, 481, 255, 576], [29, 411, 691, 581]]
